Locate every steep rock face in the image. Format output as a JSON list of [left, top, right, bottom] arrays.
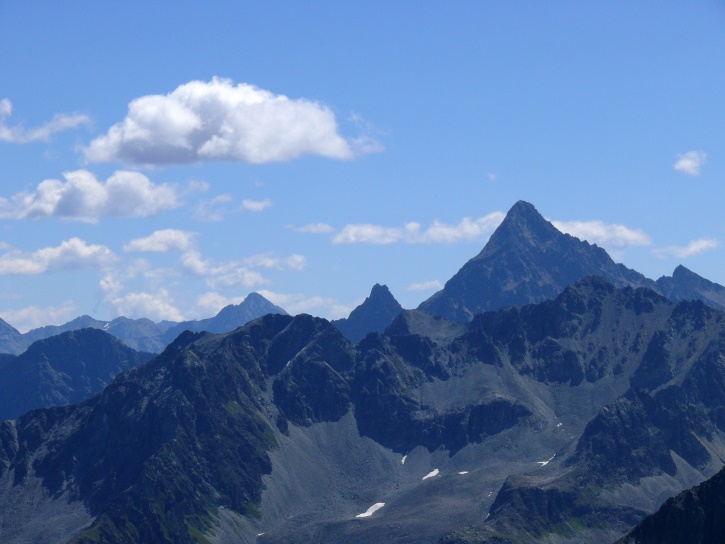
[[656, 264, 725, 311], [0, 328, 153, 420], [161, 292, 288, 345], [616, 464, 725, 544], [418, 201, 654, 322], [446, 296, 725, 544], [333, 283, 404, 343]]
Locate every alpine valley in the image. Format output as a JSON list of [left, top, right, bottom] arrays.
[[1, 201, 725, 543]]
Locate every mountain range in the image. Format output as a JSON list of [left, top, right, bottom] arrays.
[[0, 292, 288, 356], [1, 200, 725, 543]]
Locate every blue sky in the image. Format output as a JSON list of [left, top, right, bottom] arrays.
[[0, 1, 723, 331]]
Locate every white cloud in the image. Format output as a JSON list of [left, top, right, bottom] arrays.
[[84, 77, 372, 165], [653, 238, 719, 259], [242, 198, 272, 212], [0, 98, 90, 143], [0, 301, 77, 333], [192, 291, 247, 318], [407, 280, 443, 292], [332, 212, 505, 245], [0, 170, 181, 222], [104, 289, 185, 322], [295, 223, 335, 234], [193, 194, 233, 222], [0, 238, 116, 275], [241, 253, 307, 271], [552, 220, 651, 249], [179, 250, 269, 289], [674, 150, 707, 176], [257, 290, 354, 319], [123, 229, 197, 253]]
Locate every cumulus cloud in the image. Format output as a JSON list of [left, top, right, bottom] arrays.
[[242, 198, 272, 212], [0, 301, 78, 333], [123, 229, 196, 253], [83, 77, 374, 165], [407, 280, 443, 292], [674, 150, 707, 176], [179, 250, 269, 289], [0, 98, 90, 143], [332, 212, 505, 245], [0, 238, 116, 275], [295, 223, 335, 234], [0, 170, 181, 222], [552, 220, 651, 249], [653, 238, 719, 259], [104, 289, 185, 322]]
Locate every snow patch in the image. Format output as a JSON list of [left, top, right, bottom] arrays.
[[401, 455, 407, 465], [103, 323, 110, 330], [537, 454, 556, 466], [457, 471, 468, 475], [556, 422, 563, 427], [422, 468, 439, 480], [356, 502, 385, 518]]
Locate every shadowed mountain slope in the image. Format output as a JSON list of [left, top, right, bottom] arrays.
[[0, 328, 153, 420], [332, 283, 404, 343], [616, 463, 725, 544], [0, 318, 25, 356]]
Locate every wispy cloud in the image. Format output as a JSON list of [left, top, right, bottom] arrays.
[[84, 77, 378, 165], [193, 194, 233, 222], [332, 212, 505, 245], [0, 238, 116, 275], [0, 301, 78, 333], [653, 238, 719, 259], [257, 289, 354, 319], [242, 198, 272, 212], [407, 280, 443, 291], [123, 229, 197, 253], [0, 98, 90, 143], [552, 220, 651, 249], [0, 170, 183, 222], [295, 223, 335, 234], [674, 150, 707, 176]]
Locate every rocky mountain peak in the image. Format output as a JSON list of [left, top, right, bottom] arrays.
[[419, 201, 653, 322], [472, 200, 562, 260], [332, 283, 404, 343]]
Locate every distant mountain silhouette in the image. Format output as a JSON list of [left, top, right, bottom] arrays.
[[419, 200, 725, 321], [656, 264, 725, 311], [0, 292, 288, 356], [161, 292, 288, 344], [0, 328, 153, 420], [333, 284, 403, 342], [0, 317, 24, 355]]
